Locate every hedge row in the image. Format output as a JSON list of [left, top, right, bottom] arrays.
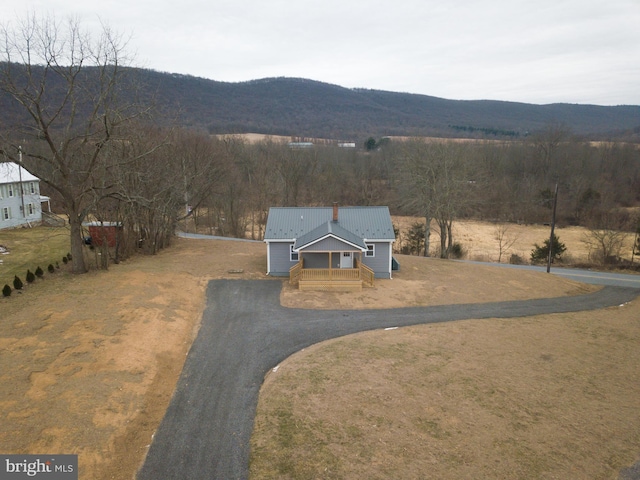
[[2, 253, 72, 297]]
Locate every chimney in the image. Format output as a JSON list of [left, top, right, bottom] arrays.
[[332, 202, 338, 222]]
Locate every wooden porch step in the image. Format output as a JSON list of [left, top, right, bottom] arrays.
[[298, 279, 363, 292]]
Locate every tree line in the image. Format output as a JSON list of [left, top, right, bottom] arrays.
[[1, 15, 639, 274], [195, 132, 639, 260]]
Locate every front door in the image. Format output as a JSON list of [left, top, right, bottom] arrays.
[[340, 252, 353, 268]]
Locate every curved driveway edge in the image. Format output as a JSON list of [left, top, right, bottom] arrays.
[[137, 280, 639, 480]]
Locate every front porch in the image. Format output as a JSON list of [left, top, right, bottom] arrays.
[[289, 257, 375, 291]]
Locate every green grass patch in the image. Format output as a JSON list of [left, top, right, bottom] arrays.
[[0, 226, 70, 288]]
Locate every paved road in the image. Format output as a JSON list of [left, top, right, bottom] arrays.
[[456, 260, 640, 288], [137, 280, 639, 480], [549, 268, 640, 288]]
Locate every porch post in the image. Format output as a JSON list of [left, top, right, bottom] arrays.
[[329, 252, 332, 280]]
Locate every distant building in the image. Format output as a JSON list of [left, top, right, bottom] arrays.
[[0, 162, 49, 229], [287, 142, 314, 149]]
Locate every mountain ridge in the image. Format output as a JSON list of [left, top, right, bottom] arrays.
[[2, 64, 639, 142], [139, 71, 640, 141]]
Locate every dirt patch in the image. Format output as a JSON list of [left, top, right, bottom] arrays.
[[0, 230, 633, 479]]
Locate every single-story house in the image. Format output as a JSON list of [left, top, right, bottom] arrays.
[[0, 162, 49, 229], [264, 204, 396, 290]]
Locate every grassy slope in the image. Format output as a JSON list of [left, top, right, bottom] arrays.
[[0, 226, 70, 289]]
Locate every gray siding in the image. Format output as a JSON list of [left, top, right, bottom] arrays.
[[302, 253, 334, 269], [301, 236, 359, 252], [362, 242, 392, 279], [269, 241, 393, 278], [268, 242, 297, 276]]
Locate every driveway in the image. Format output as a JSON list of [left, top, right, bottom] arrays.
[[137, 280, 639, 479]]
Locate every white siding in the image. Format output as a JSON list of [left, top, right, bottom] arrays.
[[0, 181, 43, 229]]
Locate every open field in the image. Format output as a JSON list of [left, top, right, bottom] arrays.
[[392, 216, 638, 265], [0, 224, 638, 479]]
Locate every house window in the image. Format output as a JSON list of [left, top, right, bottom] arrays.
[[27, 203, 35, 216], [8, 184, 14, 197], [290, 244, 299, 262], [29, 182, 36, 194], [2, 207, 9, 221], [365, 244, 375, 257]]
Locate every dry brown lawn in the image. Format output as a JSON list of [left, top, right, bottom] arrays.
[[251, 304, 640, 479], [0, 223, 638, 479]]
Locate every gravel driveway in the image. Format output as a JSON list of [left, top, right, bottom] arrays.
[[137, 280, 639, 480]]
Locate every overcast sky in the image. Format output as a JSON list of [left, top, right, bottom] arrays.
[[1, 0, 639, 106]]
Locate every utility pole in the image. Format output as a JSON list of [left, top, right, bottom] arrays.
[[18, 146, 26, 219], [546, 183, 558, 273]]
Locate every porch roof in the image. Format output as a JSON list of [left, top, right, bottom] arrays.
[[294, 221, 366, 251]]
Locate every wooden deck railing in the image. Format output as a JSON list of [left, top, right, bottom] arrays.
[[360, 263, 375, 287], [289, 260, 375, 288], [289, 261, 303, 285], [300, 268, 361, 281]]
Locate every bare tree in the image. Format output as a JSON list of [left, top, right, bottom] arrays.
[[582, 228, 629, 265], [172, 129, 229, 225], [632, 221, 640, 264], [530, 121, 570, 177], [233, 139, 281, 240], [397, 140, 475, 258], [494, 223, 520, 263], [273, 144, 317, 206], [396, 140, 435, 256], [0, 14, 147, 273]]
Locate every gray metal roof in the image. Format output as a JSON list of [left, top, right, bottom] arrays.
[[294, 220, 367, 250], [264, 206, 395, 241]]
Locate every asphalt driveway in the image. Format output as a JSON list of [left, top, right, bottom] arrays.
[[137, 280, 639, 480]]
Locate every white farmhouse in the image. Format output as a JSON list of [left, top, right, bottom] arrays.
[[0, 162, 48, 229]]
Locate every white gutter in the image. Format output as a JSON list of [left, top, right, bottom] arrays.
[[266, 242, 271, 274]]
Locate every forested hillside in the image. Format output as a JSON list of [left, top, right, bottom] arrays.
[[2, 64, 639, 142], [141, 72, 640, 142]]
